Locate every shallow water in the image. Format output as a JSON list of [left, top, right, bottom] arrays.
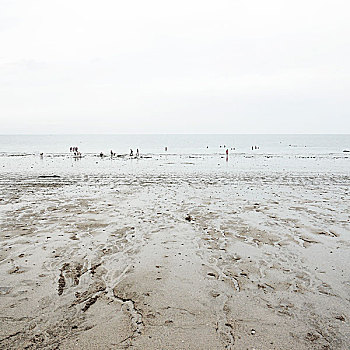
[[0, 151, 349, 177]]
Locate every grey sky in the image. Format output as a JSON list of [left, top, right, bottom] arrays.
[[0, 0, 349, 134]]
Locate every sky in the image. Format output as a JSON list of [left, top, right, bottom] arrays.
[[0, 0, 349, 134]]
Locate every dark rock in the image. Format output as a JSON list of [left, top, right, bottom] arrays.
[[185, 215, 193, 222], [335, 315, 346, 322]]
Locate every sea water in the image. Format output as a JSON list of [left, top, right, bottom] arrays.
[[0, 134, 349, 155], [0, 134, 349, 175]]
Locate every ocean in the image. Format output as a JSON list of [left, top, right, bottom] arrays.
[[0, 134, 349, 155], [0, 134, 349, 175]]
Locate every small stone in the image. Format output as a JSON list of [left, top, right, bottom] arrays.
[[185, 215, 192, 222]]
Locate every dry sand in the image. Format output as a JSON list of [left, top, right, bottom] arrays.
[[0, 172, 350, 349]]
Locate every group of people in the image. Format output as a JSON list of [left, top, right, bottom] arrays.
[[220, 144, 260, 151], [219, 145, 236, 151], [69, 146, 82, 157], [98, 149, 140, 158], [129, 149, 140, 157]]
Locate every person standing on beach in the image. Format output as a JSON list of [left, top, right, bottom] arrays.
[[130, 149, 133, 157], [136, 149, 139, 157]]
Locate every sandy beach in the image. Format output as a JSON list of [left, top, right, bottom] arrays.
[[1, 0, 350, 344], [0, 152, 350, 349]]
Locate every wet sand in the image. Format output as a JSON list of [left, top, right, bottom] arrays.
[[0, 171, 350, 349]]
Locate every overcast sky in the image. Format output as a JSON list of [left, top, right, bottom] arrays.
[[0, 0, 349, 134]]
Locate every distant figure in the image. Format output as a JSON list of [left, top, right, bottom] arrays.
[[110, 150, 113, 158], [226, 149, 229, 156], [130, 149, 133, 157], [165, 147, 168, 152], [100, 152, 103, 157], [252, 146, 254, 150], [136, 149, 139, 157], [70, 147, 72, 152], [40, 153, 43, 158]]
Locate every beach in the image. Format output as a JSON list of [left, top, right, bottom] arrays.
[[2, 0, 350, 343], [0, 142, 350, 349]]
